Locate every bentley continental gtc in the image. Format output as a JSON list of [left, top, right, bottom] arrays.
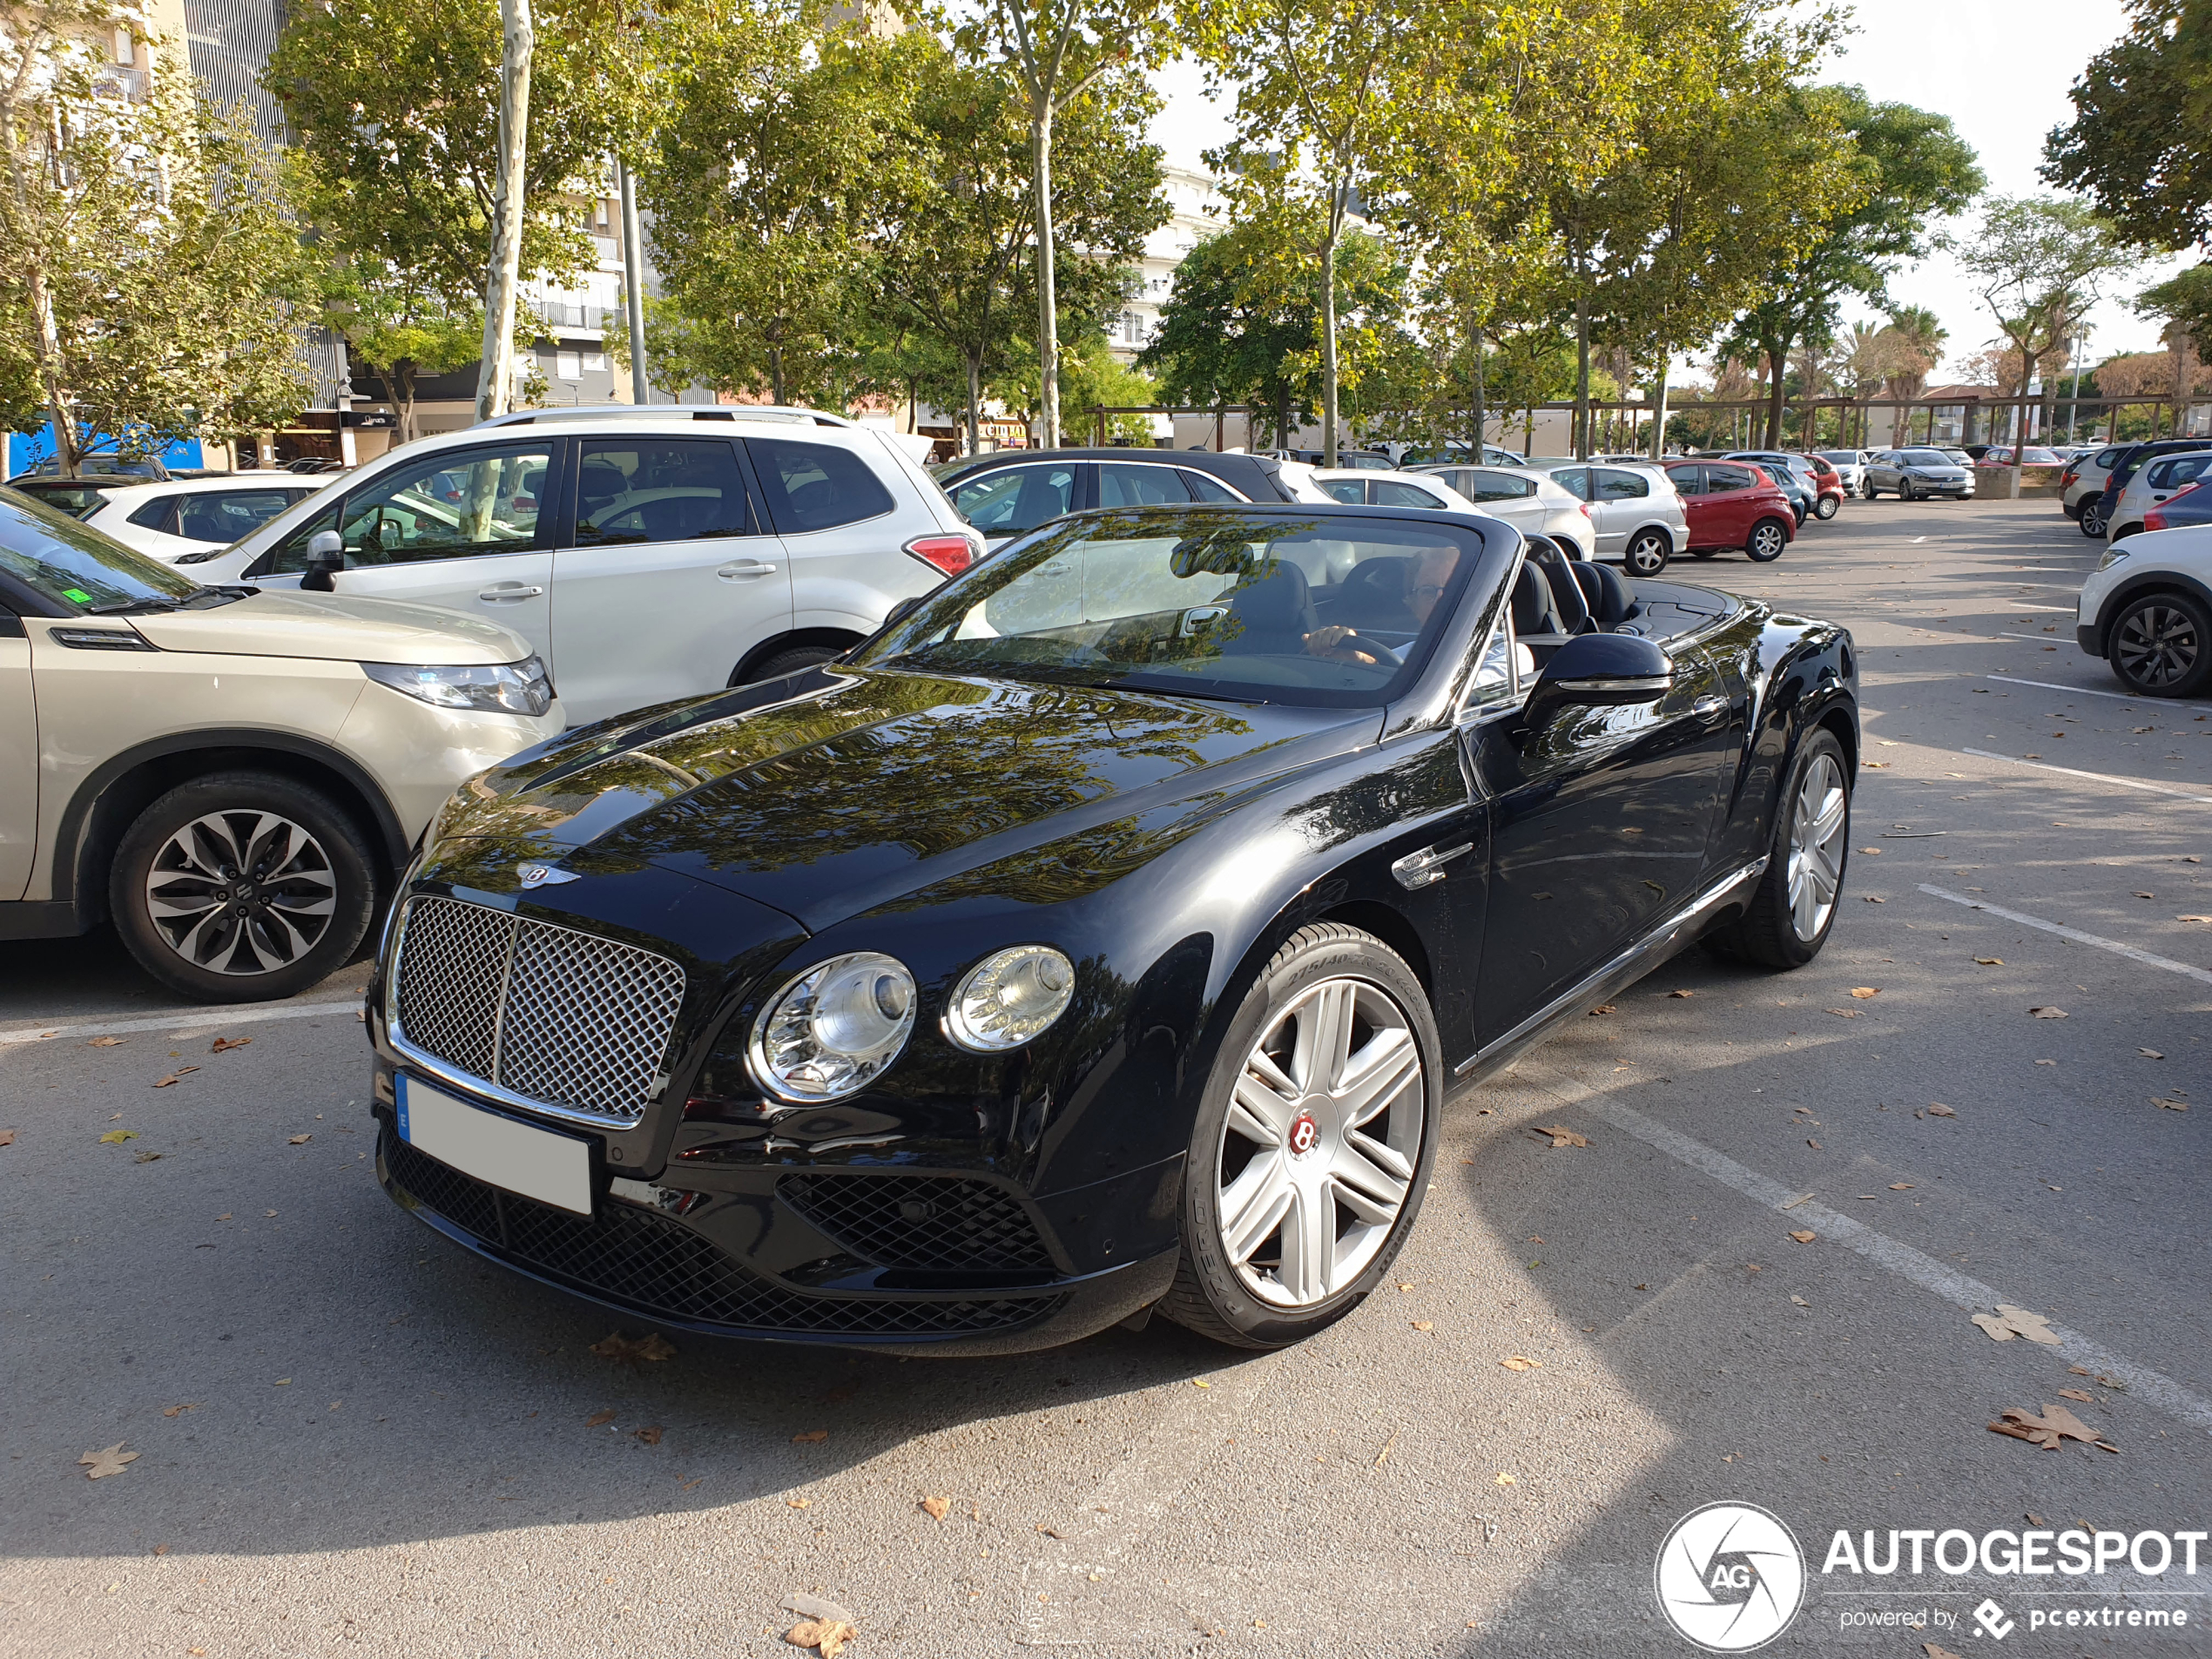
[[368, 502, 1858, 1352]]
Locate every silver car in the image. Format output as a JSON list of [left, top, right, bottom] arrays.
[[1817, 450, 1867, 496], [1406, 463, 1599, 560], [2107, 448, 2212, 543], [1509, 460, 1689, 575], [1864, 448, 1976, 501]]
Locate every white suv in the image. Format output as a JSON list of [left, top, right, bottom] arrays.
[[2074, 524, 2212, 698], [0, 489, 564, 1001], [179, 407, 981, 728]]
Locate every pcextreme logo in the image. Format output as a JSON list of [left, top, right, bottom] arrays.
[[1656, 1502, 1808, 1651]]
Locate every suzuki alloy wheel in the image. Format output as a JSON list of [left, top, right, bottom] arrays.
[[1704, 729, 1851, 970], [1744, 518, 1789, 562], [1163, 924, 1440, 1349], [2108, 591, 2212, 698], [111, 772, 376, 1002], [1624, 529, 1671, 577]]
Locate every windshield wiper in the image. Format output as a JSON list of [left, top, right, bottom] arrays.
[[1101, 675, 1265, 705], [87, 584, 235, 616]]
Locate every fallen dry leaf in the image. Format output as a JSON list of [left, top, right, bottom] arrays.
[[0, 1129, 13, 1147], [1529, 1123, 1589, 1148], [2179, 914, 2212, 924], [1890, 1183, 1914, 1190], [1863, 894, 1885, 902], [2029, 1006, 2067, 1019], [920, 1496, 949, 1521], [585, 1410, 616, 1428], [792, 1429, 828, 1444], [287, 1134, 311, 1145], [1788, 1231, 1817, 1244], [1974, 957, 2003, 966], [786, 1618, 854, 1656], [1411, 1320, 1433, 1332], [1667, 988, 1695, 998], [1859, 846, 1881, 855], [1499, 1354, 1541, 1371], [1988, 1402, 2113, 1453], [1494, 1472, 1516, 1487], [634, 1426, 664, 1446], [161, 1402, 199, 1418], [151, 1068, 199, 1088], [98, 1129, 137, 1143], [1849, 987, 1880, 1000], [2134, 891, 2155, 899], [210, 1036, 251, 1054], [1926, 1103, 1956, 1117], [2155, 1097, 2189, 1111], [1862, 760, 1890, 768], [134, 1150, 161, 1163], [87, 1035, 125, 1047], [1925, 1642, 1968, 1659], [590, 1331, 676, 1367], [1806, 1138, 1821, 1150], [1588, 1004, 1615, 1015], [1791, 1295, 1809, 1307], [1826, 1008, 1861, 1018], [2058, 1388, 2094, 1403], [1970, 1305, 2061, 1345], [786, 1496, 812, 1509], [79, 1443, 138, 1480]]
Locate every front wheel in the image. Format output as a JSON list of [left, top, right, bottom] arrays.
[[1623, 529, 1671, 577], [1813, 494, 1839, 520], [1744, 517, 1790, 562], [110, 772, 377, 1002], [1704, 729, 1850, 969], [2079, 502, 2107, 537], [1161, 924, 1441, 1350], [2108, 590, 2212, 698]]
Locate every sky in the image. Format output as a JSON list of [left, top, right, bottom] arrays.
[[1147, 0, 2184, 383]]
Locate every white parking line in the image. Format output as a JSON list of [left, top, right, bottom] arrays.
[[2000, 631, 2070, 644], [0, 993, 364, 1049], [1958, 746, 2212, 804], [1519, 1064, 2212, 1435], [1919, 883, 2212, 985], [1983, 673, 2212, 711]]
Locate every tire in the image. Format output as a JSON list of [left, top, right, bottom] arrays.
[[2107, 590, 2212, 698], [1900, 480, 1919, 502], [1744, 517, 1789, 563], [733, 644, 841, 685], [1703, 729, 1850, 970], [2079, 502, 2106, 537], [1161, 923, 1441, 1350], [2111, 523, 2142, 545], [1689, 548, 1721, 559], [1623, 529, 1671, 577], [1865, 482, 1883, 500], [109, 771, 377, 1003], [1812, 494, 1839, 521]]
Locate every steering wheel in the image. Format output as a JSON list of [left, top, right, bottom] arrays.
[[1324, 631, 1401, 669]]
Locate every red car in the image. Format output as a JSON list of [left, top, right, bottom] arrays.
[[1796, 454, 1846, 521], [1662, 461, 1797, 562]]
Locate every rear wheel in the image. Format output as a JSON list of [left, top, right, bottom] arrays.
[[1704, 729, 1850, 970], [110, 772, 376, 1003], [2107, 590, 2212, 698], [1162, 924, 1440, 1350], [2079, 502, 2107, 537], [1623, 529, 1670, 577], [732, 644, 841, 685], [1812, 494, 1839, 520], [1744, 518, 1789, 562]]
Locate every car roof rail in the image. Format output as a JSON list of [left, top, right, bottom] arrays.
[[473, 403, 858, 430]]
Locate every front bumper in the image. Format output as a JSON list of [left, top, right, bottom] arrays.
[[2078, 622, 2101, 657]]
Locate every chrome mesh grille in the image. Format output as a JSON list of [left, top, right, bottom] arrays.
[[392, 896, 685, 1123]]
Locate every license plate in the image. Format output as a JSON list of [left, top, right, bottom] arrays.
[[396, 1074, 592, 1216]]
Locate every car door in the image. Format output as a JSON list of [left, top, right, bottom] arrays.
[[946, 460, 1081, 545], [1096, 460, 1197, 512], [1703, 463, 1762, 546], [1664, 465, 1712, 546], [1586, 467, 1654, 555], [1458, 469, 1545, 536], [548, 435, 792, 726], [248, 440, 558, 664], [0, 608, 33, 900], [1461, 626, 1738, 1048]]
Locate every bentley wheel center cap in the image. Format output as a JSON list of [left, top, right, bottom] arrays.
[[1288, 1110, 1320, 1157]]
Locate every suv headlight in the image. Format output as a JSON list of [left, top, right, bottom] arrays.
[[364, 657, 553, 717], [750, 952, 916, 1101], [946, 945, 1076, 1052], [2097, 546, 2131, 571]]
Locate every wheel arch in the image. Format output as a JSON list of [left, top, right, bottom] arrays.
[[2090, 569, 2212, 652], [728, 627, 865, 686], [48, 731, 408, 921]]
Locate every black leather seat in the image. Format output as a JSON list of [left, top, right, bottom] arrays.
[[1511, 562, 1567, 637], [1568, 560, 1638, 630], [1224, 561, 1318, 655], [1329, 556, 1416, 629]]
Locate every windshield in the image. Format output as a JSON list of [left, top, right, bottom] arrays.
[[1817, 451, 1858, 463], [0, 488, 201, 611], [850, 508, 1489, 708], [1901, 450, 1952, 467]]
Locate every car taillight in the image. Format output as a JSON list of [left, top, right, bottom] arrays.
[[2060, 469, 2077, 487], [1578, 502, 1593, 516], [904, 533, 976, 577]]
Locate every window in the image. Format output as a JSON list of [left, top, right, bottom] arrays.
[[1664, 466, 1705, 496], [172, 489, 303, 545], [1705, 465, 1755, 492], [949, 464, 1075, 538], [1461, 604, 1521, 712], [269, 444, 550, 572], [1097, 463, 1190, 509], [127, 496, 179, 532], [1372, 480, 1445, 508], [1593, 469, 1649, 501], [748, 438, 895, 533], [1548, 467, 1592, 501], [583, 351, 607, 373], [1182, 471, 1241, 503], [1461, 469, 1536, 502], [575, 438, 752, 544], [1320, 478, 1366, 504], [556, 350, 583, 381], [2149, 455, 2212, 489]]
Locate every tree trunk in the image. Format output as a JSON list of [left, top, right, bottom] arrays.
[[1468, 315, 1485, 461], [769, 341, 785, 407], [1764, 345, 1786, 448], [1320, 196, 1343, 466], [2174, 333, 2190, 439], [965, 353, 981, 455], [618, 158, 650, 406], [1649, 356, 1669, 460], [374, 360, 418, 447], [1031, 111, 1060, 451], [475, 0, 534, 423], [1800, 343, 1818, 449], [1572, 283, 1591, 460]]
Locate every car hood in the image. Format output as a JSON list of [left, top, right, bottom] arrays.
[[424, 666, 1379, 931], [125, 590, 535, 664]]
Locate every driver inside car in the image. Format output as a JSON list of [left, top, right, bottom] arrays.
[[1303, 544, 1461, 665]]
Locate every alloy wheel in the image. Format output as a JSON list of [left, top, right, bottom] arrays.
[[1785, 752, 1847, 942], [1215, 977, 1424, 1309], [1747, 522, 1786, 561], [1626, 532, 1669, 577], [2080, 504, 2106, 536], [2114, 602, 2202, 690], [143, 810, 339, 977]]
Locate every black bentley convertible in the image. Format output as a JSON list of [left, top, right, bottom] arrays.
[[368, 502, 1857, 1352]]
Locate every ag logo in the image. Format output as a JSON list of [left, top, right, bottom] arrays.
[[1655, 1501, 1805, 1651]]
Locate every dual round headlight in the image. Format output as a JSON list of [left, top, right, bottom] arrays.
[[747, 944, 1076, 1102]]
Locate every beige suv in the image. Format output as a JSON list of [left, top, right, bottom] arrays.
[[0, 488, 565, 1002]]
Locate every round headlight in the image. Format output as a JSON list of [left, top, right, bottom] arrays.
[[946, 945, 1076, 1052], [749, 952, 916, 1102]]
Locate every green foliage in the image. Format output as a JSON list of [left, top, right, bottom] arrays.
[[2043, 0, 2212, 253], [1946, 196, 2134, 408], [2138, 263, 2212, 360]]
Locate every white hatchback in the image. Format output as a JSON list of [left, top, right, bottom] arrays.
[[180, 408, 981, 728], [14, 472, 331, 561]]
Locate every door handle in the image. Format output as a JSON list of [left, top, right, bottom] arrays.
[[1691, 694, 1727, 718], [716, 559, 779, 579], [477, 583, 543, 601]]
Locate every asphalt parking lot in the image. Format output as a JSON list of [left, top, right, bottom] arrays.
[[3, 496, 2209, 1658]]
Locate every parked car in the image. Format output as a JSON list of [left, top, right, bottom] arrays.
[[2137, 478, 2212, 536], [1268, 448, 1394, 469], [365, 497, 1859, 1353], [5, 456, 170, 488], [1975, 446, 2065, 469], [1406, 464, 1600, 561], [1309, 468, 1479, 511], [52, 472, 332, 563], [2060, 443, 2129, 528], [1388, 441, 1527, 468], [0, 486, 563, 1001], [5, 471, 173, 522], [1712, 452, 1817, 525], [1663, 461, 1797, 562], [2106, 448, 2212, 543], [2079, 440, 2212, 540], [1815, 450, 1868, 496], [2076, 523, 2212, 697], [1514, 460, 1689, 575], [1796, 454, 1846, 519], [936, 448, 1298, 550], [175, 407, 980, 730], [1862, 448, 1976, 501]]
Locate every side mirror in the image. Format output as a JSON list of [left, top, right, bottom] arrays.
[[300, 529, 344, 592], [1527, 633, 1673, 717]]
